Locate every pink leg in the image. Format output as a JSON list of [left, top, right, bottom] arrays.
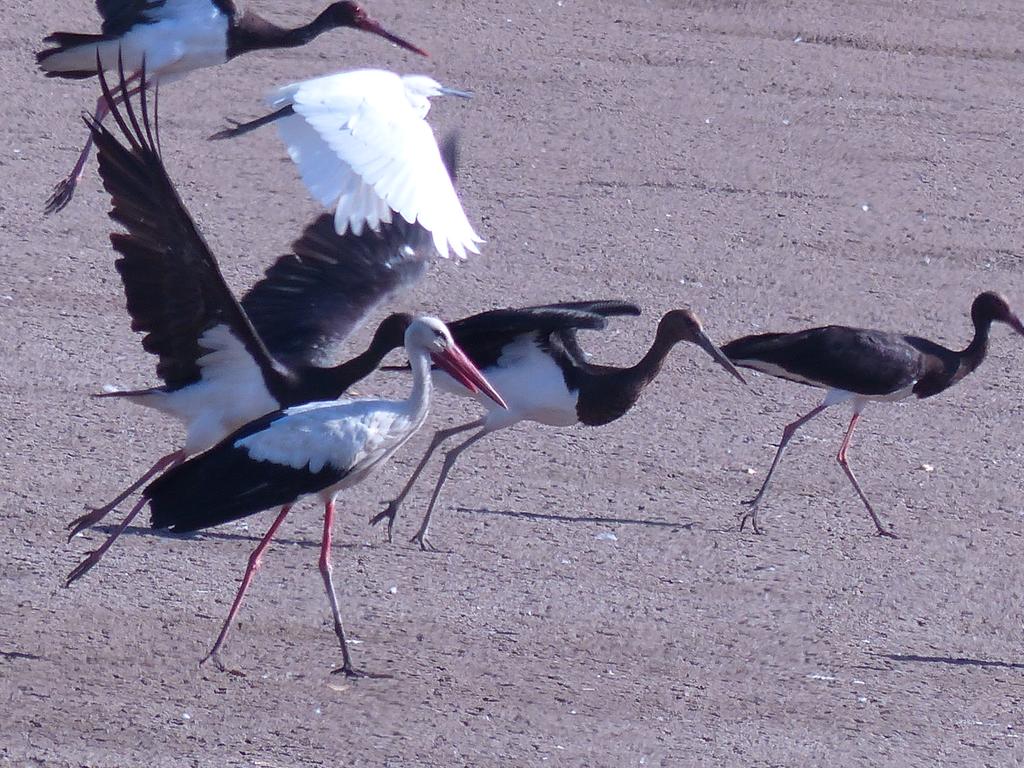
[[203, 505, 293, 671], [740, 404, 831, 534], [836, 413, 896, 538], [319, 499, 365, 677], [65, 491, 151, 585], [45, 71, 143, 214], [68, 450, 185, 540]]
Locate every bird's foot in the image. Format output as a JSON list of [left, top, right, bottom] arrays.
[[368, 501, 399, 543], [738, 506, 764, 535], [875, 526, 898, 540], [44, 176, 77, 215], [200, 651, 245, 676], [330, 664, 391, 680], [67, 504, 113, 541], [410, 529, 436, 552], [64, 549, 103, 586]]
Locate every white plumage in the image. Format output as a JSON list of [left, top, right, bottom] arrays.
[[39, 0, 230, 79], [269, 69, 483, 259]]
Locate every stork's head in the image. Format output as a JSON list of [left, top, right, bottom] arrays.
[[972, 291, 1024, 336], [659, 309, 746, 385], [406, 317, 506, 408], [321, 2, 428, 57], [401, 76, 473, 117]]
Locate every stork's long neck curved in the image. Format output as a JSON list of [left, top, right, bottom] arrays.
[[624, 331, 676, 390], [575, 331, 674, 427], [404, 347, 434, 427], [228, 11, 335, 57], [957, 314, 993, 378]]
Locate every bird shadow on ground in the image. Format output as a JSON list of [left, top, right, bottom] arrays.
[[74, 524, 363, 551], [0, 649, 43, 662], [874, 651, 1024, 670], [455, 506, 693, 530]]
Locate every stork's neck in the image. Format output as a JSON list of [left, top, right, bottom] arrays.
[[574, 332, 674, 427], [956, 313, 993, 379], [624, 331, 676, 389], [404, 348, 434, 427], [228, 10, 336, 58]]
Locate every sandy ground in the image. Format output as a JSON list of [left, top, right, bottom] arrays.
[[3, 1, 1024, 765]]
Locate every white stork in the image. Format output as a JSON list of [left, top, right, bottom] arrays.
[[144, 317, 506, 675]]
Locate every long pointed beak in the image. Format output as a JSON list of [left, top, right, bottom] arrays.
[[695, 331, 746, 385], [432, 345, 507, 409], [1008, 311, 1024, 337], [439, 86, 473, 99], [357, 18, 429, 57]]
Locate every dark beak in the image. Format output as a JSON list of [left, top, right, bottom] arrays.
[[356, 18, 430, 57], [432, 345, 507, 409], [1007, 311, 1024, 337], [695, 330, 746, 385]]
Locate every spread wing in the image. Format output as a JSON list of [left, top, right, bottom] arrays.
[[91, 64, 278, 391], [239, 213, 433, 368], [96, 0, 235, 35], [270, 69, 482, 258], [448, 301, 641, 370]]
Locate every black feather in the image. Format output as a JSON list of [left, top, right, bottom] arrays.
[[240, 215, 432, 367], [146, 410, 347, 532]]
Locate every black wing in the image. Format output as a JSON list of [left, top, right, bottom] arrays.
[[91, 63, 281, 392], [236, 133, 464, 368], [722, 326, 921, 396], [146, 409, 347, 532], [239, 215, 432, 368], [448, 301, 641, 370], [96, 0, 236, 36], [96, 0, 164, 35]]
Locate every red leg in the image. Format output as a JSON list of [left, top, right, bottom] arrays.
[[203, 505, 293, 671], [45, 71, 143, 214], [68, 450, 185, 540], [319, 498, 362, 676], [740, 403, 831, 533], [836, 413, 896, 538], [65, 491, 151, 585]]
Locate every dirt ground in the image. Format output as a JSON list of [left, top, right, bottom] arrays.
[[3, 1, 1024, 765]]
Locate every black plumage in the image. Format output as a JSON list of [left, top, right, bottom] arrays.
[[446, 300, 641, 372], [372, 305, 745, 549], [65, 66, 436, 578], [146, 412, 348, 532], [724, 291, 1024, 536]]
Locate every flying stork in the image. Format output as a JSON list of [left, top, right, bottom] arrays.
[[66, 64, 448, 584], [38, 0, 426, 212], [213, 68, 481, 259]]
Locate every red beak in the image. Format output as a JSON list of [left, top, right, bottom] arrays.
[[357, 18, 430, 57], [432, 345, 507, 409]]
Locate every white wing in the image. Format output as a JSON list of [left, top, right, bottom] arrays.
[[270, 69, 483, 260], [235, 397, 417, 474]]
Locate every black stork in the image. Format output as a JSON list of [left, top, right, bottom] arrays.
[[144, 317, 506, 675], [723, 291, 1024, 536], [212, 68, 481, 259], [371, 303, 747, 549], [37, 0, 427, 212], [66, 64, 443, 583]]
